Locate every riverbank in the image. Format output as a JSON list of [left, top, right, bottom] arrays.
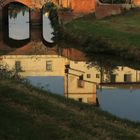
[[1, 79, 140, 140], [62, 8, 140, 61]]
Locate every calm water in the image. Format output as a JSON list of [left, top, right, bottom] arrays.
[[1, 3, 140, 123], [97, 88, 140, 122], [27, 76, 64, 95]]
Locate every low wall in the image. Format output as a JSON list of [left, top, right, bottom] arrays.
[[95, 4, 122, 19]]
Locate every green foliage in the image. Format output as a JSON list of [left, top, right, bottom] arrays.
[[61, 9, 140, 78], [43, 2, 60, 44], [0, 62, 24, 82], [63, 9, 140, 61], [8, 3, 29, 19], [43, 2, 58, 14]]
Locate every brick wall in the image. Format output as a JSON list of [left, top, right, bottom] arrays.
[[59, 0, 95, 13], [2, 0, 96, 13], [95, 4, 122, 19], [71, 0, 95, 13]]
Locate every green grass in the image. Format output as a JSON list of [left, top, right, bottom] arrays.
[[1, 79, 140, 140], [64, 9, 140, 49]]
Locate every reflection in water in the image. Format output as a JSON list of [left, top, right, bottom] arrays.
[[8, 3, 30, 40], [1, 4, 140, 122], [97, 88, 140, 122], [27, 76, 64, 95], [83, 45, 140, 84]]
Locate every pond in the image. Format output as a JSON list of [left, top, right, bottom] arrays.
[[1, 2, 140, 123]]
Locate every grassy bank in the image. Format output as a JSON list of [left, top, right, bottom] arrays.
[[1, 79, 140, 140], [63, 9, 140, 60]]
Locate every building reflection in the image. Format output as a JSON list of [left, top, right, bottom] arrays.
[[1, 3, 140, 105], [1, 43, 140, 104]]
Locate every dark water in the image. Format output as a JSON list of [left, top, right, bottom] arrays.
[[1, 3, 140, 122]]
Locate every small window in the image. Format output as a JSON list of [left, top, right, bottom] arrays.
[[74, 61, 78, 64], [46, 61, 52, 71], [110, 74, 116, 83], [77, 79, 84, 88], [78, 98, 83, 102], [87, 74, 91, 78], [96, 74, 100, 78], [124, 74, 132, 82], [15, 61, 22, 72]]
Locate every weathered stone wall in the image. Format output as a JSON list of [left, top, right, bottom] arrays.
[[95, 4, 122, 19]]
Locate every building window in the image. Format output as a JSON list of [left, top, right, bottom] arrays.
[[15, 61, 22, 72], [74, 61, 78, 64], [96, 74, 100, 78], [77, 79, 84, 88], [87, 74, 91, 78], [46, 61, 52, 71], [124, 74, 132, 82], [78, 98, 83, 102], [110, 74, 116, 83]]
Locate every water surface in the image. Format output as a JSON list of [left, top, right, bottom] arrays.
[[97, 87, 140, 122]]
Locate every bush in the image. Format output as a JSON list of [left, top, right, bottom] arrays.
[[0, 63, 23, 82]]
